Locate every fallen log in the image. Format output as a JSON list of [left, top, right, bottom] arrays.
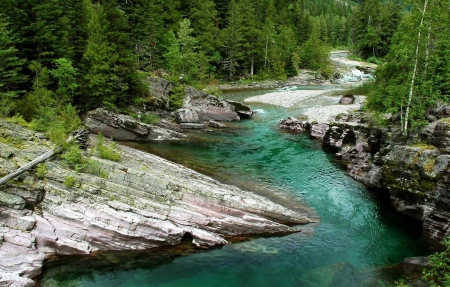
[[0, 129, 89, 186]]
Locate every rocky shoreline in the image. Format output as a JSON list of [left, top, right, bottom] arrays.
[[0, 119, 313, 287], [279, 108, 450, 251]]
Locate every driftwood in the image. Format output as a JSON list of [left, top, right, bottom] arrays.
[[0, 148, 60, 186], [0, 129, 89, 186]]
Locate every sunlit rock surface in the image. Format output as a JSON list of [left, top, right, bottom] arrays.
[[0, 119, 312, 286]]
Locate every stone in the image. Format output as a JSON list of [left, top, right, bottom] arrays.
[[183, 86, 241, 122], [146, 77, 173, 110], [226, 100, 253, 119], [173, 109, 199, 123], [180, 123, 206, 129], [339, 94, 355, 105], [85, 108, 185, 141], [208, 121, 228, 128]]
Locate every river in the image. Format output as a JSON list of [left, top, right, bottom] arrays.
[[40, 86, 429, 286]]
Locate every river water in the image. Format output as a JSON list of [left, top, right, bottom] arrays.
[[40, 86, 429, 287]]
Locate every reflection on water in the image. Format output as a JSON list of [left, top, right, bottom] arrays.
[[40, 85, 428, 287]]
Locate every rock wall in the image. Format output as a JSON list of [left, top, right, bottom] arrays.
[[0, 119, 312, 286], [280, 114, 450, 250]]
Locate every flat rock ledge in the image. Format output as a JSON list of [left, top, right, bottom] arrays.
[[85, 108, 186, 141], [0, 119, 312, 286]]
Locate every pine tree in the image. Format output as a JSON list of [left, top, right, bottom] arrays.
[[0, 14, 25, 116], [80, 1, 119, 110]]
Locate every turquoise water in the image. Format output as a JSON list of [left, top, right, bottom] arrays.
[[40, 87, 428, 287]]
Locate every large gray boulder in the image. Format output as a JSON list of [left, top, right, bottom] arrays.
[[85, 108, 185, 141], [146, 77, 174, 110], [173, 87, 241, 123]]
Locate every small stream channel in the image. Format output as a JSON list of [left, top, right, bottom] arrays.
[[40, 85, 429, 287]]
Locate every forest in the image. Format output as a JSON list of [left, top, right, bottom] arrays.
[[0, 0, 449, 136]]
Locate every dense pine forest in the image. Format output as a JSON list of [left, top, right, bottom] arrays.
[[0, 0, 449, 136]]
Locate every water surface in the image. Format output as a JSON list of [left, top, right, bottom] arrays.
[[41, 86, 428, 287]]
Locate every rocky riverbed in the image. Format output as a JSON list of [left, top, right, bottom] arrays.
[[0, 119, 313, 287]]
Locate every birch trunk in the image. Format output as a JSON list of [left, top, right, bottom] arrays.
[[404, 0, 429, 135]]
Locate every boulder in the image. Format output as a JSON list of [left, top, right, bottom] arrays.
[[209, 121, 228, 128], [173, 109, 199, 123], [146, 77, 173, 110], [182, 86, 241, 122], [339, 94, 355, 105], [226, 100, 253, 119], [85, 108, 185, 141]]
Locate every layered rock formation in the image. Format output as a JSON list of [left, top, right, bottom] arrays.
[[173, 86, 253, 127], [85, 108, 186, 141], [280, 113, 450, 250], [0, 119, 312, 286]]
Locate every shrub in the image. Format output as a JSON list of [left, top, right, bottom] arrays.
[[95, 133, 121, 162], [168, 84, 185, 110], [140, 112, 161, 125], [6, 114, 28, 126], [36, 163, 48, 179], [61, 145, 87, 172], [423, 237, 450, 287], [85, 159, 108, 178], [64, 176, 76, 187]]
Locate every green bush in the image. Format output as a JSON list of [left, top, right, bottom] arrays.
[[85, 159, 108, 178], [61, 145, 86, 172], [140, 112, 161, 125], [168, 84, 185, 110], [423, 237, 450, 287], [64, 176, 76, 187], [6, 114, 28, 126], [36, 163, 48, 179], [94, 133, 121, 162]]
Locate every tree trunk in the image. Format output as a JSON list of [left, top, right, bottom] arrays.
[[0, 129, 88, 186], [0, 148, 61, 186], [404, 0, 429, 135], [250, 55, 254, 77]]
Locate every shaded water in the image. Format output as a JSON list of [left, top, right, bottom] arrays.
[[41, 86, 428, 287]]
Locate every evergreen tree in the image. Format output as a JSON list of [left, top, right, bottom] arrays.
[[0, 14, 25, 116], [219, 0, 244, 80], [80, 1, 119, 110]]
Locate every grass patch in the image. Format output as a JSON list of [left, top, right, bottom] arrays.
[[0, 133, 24, 148], [64, 176, 76, 187], [36, 163, 48, 179], [94, 133, 121, 162], [410, 143, 437, 150]]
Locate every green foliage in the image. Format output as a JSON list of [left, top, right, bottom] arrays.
[[423, 237, 450, 287], [351, 0, 402, 59], [50, 58, 78, 102], [367, 0, 450, 132], [64, 176, 76, 187], [168, 84, 186, 110], [298, 23, 333, 78], [140, 113, 161, 125], [6, 114, 27, 126], [84, 159, 108, 178], [62, 145, 86, 172], [36, 163, 48, 179], [94, 133, 121, 162]]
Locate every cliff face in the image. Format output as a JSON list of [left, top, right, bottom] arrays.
[[0, 119, 312, 286], [280, 115, 450, 251]]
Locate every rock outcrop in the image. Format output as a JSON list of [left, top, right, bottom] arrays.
[[85, 108, 186, 141], [173, 87, 244, 124], [0, 119, 312, 286], [280, 113, 450, 250], [146, 77, 173, 110]]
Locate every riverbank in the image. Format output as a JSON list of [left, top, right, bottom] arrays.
[[0, 119, 313, 286]]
